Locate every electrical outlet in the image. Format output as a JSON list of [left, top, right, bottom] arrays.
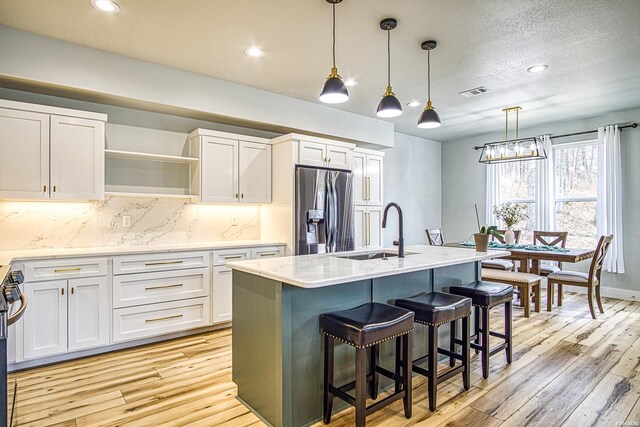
[[231, 217, 238, 226], [122, 215, 131, 227]]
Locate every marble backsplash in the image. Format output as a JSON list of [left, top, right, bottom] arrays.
[[0, 196, 261, 250]]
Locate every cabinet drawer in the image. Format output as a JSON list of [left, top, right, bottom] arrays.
[[212, 248, 251, 266], [113, 268, 210, 308], [23, 258, 107, 281], [251, 246, 285, 259], [112, 297, 210, 343], [113, 251, 209, 275]]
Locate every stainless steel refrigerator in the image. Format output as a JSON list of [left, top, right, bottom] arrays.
[[295, 166, 355, 255]]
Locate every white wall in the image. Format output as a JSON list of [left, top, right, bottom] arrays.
[[441, 107, 640, 292], [383, 133, 442, 247]]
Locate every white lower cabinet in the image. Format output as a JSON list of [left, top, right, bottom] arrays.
[[355, 206, 382, 250], [23, 276, 108, 359], [212, 266, 232, 324]]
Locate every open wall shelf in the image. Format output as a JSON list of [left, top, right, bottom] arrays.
[[105, 149, 198, 163]]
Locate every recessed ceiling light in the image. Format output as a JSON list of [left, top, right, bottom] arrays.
[[527, 64, 548, 73], [344, 79, 358, 87], [407, 100, 421, 107], [244, 46, 265, 58], [91, 0, 120, 13]]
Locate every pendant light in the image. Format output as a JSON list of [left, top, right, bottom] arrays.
[[319, 0, 349, 104], [417, 40, 442, 128], [376, 18, 402, 118]]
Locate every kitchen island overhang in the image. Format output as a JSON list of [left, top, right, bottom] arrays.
[[228, 245, 509, 427]]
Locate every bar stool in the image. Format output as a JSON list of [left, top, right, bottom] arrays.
[[395, 292, 472, 411], [449, 281, 513, 379], [320, 302, 414, 427]]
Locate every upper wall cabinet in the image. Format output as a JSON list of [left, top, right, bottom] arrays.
[[353, 148, 384, 206], [299, 139, 353, 170], [189, 129, 271, 204], [0, 100, 106, 201]]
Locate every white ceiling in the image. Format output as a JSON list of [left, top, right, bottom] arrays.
[[1, 0, 639, 142]]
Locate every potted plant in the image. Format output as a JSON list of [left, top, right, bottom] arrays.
[[474, 225, 498, 252], [492, 202, 529, 244]]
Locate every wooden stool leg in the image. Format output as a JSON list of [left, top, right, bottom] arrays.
[[558, 284, 563, 306], [323, 335, 334, 424], [449, 321, 456, 367], [588, 286, 597, 319], [523, 284, 531, 318], [355, 347, 367, 427], [462, 315, 470, 390], [474, 306, 480, 354], [534, 283, 541, 312], [402, 332, 412, 418], [505, 301, 512, 364], [481, 307, 490, 379], [595, 284, 604, 313], [428, 324, 438, 411], [547, 281, 554, 312], [369, 345, 379, 400], [395, 337, 401, 394]]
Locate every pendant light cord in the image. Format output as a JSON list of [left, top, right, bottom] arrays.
[[427, 48, 431, 101], [387, 29, 391, 87], [332, 3, 336, 68]]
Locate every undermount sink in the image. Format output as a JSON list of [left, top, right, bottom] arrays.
[[333, 251, 417, 261]]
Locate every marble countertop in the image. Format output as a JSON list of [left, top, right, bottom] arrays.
[[0, 240, 286, 265], [226, 245, 510, 288]]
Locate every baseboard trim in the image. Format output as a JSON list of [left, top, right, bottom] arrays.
[[540, 281, 640, 302]]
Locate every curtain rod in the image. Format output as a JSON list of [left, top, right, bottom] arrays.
[[473, 122, 638, 150]]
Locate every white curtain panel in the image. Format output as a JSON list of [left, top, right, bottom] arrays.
[[486, 163, 502, 226], [535, 135, 555, 232], [597, 125, 625, 273]]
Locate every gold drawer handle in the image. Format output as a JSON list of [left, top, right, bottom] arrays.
[[54, 267, 81, 273], [260, 253, 278, 257], [145, 283, 184, 291], [223, 255, 243, 260], [144, 260, 184, 266], [145, 314, 183, 323]]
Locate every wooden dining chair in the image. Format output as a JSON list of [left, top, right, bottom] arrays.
[[482, 230, 521, 271], [533, 231, 569, 276], [425, 228, 444, 246], [546, 235, 614, 319]]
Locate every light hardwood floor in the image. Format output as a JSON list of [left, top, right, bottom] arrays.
[[8, 291, 640, 426]]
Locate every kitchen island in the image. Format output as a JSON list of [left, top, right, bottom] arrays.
[[227, 245, 509, 427]]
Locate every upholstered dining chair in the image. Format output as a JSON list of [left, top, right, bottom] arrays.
[[482, 230, 522, 271], [533, 231, 569, 276], [425, 228, 444, 246], [547, 235, 614, 319]]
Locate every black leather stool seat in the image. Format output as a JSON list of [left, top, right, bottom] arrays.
[[449, 281, 513, 307], [395, 292, 471, 326], [320, 302, 414, 348]]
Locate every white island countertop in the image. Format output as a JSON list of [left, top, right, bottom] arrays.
[[0, 240, 286, 265], [226, 245, 510, 288]]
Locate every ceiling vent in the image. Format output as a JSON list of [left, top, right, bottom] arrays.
[[459, 86, 490, 97]]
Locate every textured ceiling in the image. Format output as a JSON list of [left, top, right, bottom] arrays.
[[0, 0, 639, 142]]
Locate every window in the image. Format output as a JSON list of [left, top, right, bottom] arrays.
[[497, 162, 537, 243], [553, 140, 599, 248]]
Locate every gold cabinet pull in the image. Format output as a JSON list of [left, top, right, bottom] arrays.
[[145, 314, 183, 323], [223, 255, 243, 260], [71, 287, 74, 294], [61, 288, 65, 296], [241, 193, 244, 199], [235, 193, 239, 199], [43, 185, 47, 192], [53, 185, 57, 193], [145, 283, 184, 291], [144, 260, 183, 266], [54, 267, 81, 273], [259, 253, 278, 257]]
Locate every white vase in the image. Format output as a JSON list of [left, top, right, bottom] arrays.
[[505, 227, 515, 245]]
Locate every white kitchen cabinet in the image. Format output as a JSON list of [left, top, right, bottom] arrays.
[[50, 116, 105, 200], [212, 266, 233, 324], [68, 276, 109, 351], [239, 141, 271, 203], [190, 129, 271, 204], [23, 280, 67, 359], [0, 108, 49, 199], [353, 149, 384, 206], [23, 276, 109, 359], [355, 206, 383, 250], [299, 139, 353, 170], [0, 100, 106, 201]]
